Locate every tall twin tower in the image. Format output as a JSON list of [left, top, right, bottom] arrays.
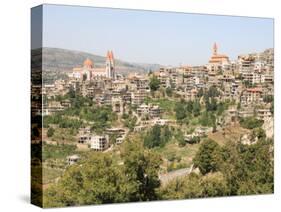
[[105, 50, 115, 79]]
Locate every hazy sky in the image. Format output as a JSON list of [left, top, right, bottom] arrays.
[[39, 4, 274, 66]]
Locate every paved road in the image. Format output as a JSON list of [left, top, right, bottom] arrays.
[[159, 165, 193, 186]]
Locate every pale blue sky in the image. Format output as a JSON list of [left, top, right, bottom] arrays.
[[38, 4, 274, 66]]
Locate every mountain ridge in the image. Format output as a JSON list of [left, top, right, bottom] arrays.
[[32, 47, 162, 75]]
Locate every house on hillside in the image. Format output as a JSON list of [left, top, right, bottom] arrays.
[[90, 135, 109, 151], [67, 154, 80, 165]]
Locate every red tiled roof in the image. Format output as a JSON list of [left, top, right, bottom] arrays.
[[246, 88, 262, 93], [83, 58, 93, 67]]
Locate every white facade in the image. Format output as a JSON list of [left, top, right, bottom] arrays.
[[105, 51, 115, 79], [90, 135, 109, 151]]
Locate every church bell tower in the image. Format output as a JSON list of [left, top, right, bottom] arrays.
[[105, 50, 115, 79]]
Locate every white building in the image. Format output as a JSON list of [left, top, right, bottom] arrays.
[[90, 135, 109, 151], [67, 155, 80, 165], [137, 103, 161, 118], [257, 108, 272, 121]]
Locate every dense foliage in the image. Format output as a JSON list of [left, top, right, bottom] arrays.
[[149, 75, 161, 92], [193, 139, 222, 175], [43, 115, 84, 129], [263, 95, 274, 103], [166, 87, 173, 97], [175, 100, 201, 123], [240, 117, 264, 129], [220, 139, 273, 195], [42, 121, 273, 207], [199, 111, 216, 127], [193, 137, 273, 193], [159, 172, 229, 199], [161, 138, 273, 199], [122, 113, 137, 131], [143, 125, 172, 148], [44, 97, 117, 133], [42, 144, 77, 161], [47, 127, 55, 137], [43, 140, 161, 207]]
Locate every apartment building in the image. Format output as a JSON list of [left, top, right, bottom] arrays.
[[90, 135, 109, 151]]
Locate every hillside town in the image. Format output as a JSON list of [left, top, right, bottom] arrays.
[[31, 43, 274, 206], [36, 43, 274, 144]]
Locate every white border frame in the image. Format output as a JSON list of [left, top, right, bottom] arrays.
[[0, 0, 280, 211]]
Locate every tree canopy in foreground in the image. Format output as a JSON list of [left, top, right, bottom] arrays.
[[43, 139, 161, 207]]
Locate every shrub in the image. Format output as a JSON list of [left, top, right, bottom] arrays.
[[193, 139, 222, 175], [240, 117, 263, 129], [47, 127, 55, 137]]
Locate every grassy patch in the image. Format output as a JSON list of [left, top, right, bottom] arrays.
[[207, 124, 250, 146], [51, 128, 77, 143], [42, 143, 77, 161], [43, 167, 63, 184], [154, 140, 200, 168], [145, 97, 176, 119]]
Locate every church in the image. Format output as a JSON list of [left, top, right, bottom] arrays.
[[207, 43, 230, 71], [70, 50, 116, 80]]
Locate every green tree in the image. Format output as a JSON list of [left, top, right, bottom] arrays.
[[199, 111, 216, 127], [210, 97, 217, 111], [44, 141, 162, 207], [187, 136, 200, 144], [193, 139, 222, 175], [121, 139, 162, 201], [149, 75, 160, 92], [166, 87, 173, 97], [159, 172, 229, 199], [193, 100, 201, 117], [82, 73, 87, 81], [197, 88, 204, 98], [207, 86, 220, 97], [44, 153, 130, 207], [240, 117, 263, 129], [159, 174, 200, 200], [162, 125, 172, 143], [175, 101, 187, 122], [220, 139, 273, 195], [123, 116, 137, 131], [263, 95, 273, 103], [144, 125, 162, 148], [252, 127, 266, 140], [47, 127, 55, 138], [67, 85, 76, 99], [144, 125, 171, 149], [175, 130, 186, 147], [160, 139, 273, 200], [270, 103, 274, 115], [200, 172, 230, 197], [186, 101, 193, 113]]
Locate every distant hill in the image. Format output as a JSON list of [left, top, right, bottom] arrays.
[[32, 47, 162, 75]]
